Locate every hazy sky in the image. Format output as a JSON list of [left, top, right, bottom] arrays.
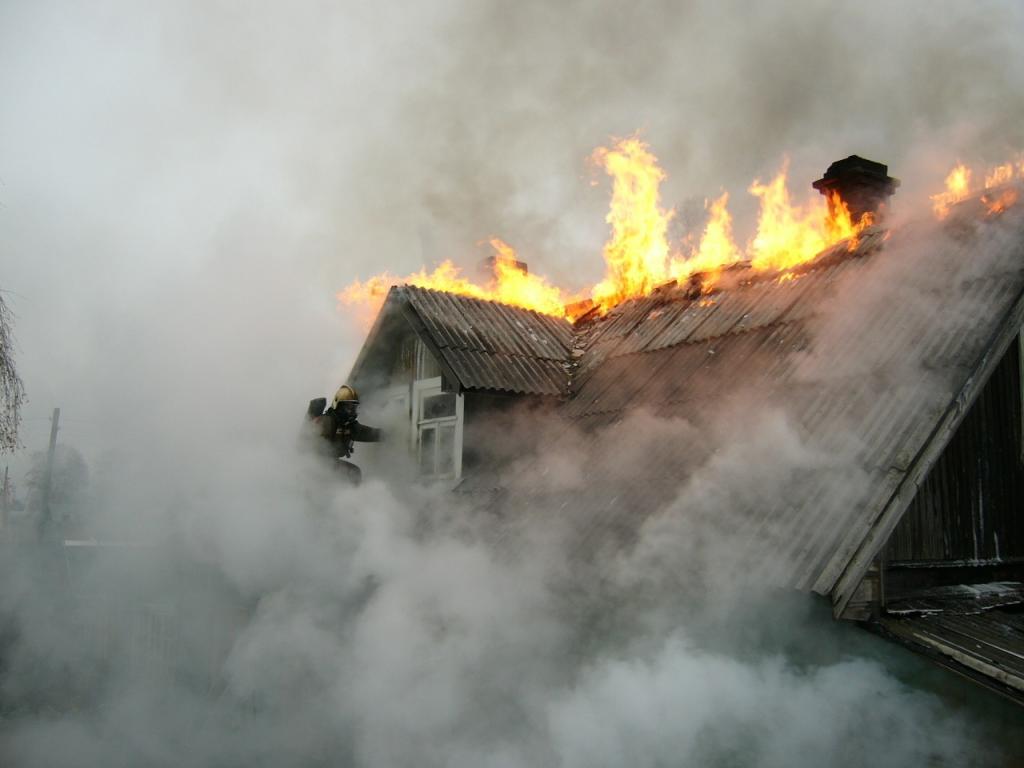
[[2, 0, 1024, 465]]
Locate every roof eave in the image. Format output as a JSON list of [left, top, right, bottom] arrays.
[[346, 286, 401, 390], [347, 286, 465, 393]]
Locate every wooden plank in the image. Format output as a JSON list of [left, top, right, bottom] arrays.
[[833, 281, 1024, 617], [878, 616, 1024, 694]]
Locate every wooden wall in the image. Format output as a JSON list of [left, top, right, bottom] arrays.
[[886, 337, 1024, 567]]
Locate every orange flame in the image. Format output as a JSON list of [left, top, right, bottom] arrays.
[[981, 186, 1020, 216], [981, 159, 1023, 216], [931, 163, 971, 219], [342, 140, 1022, 328], [487, 238, 577, 317], [747, 161, 867, 272], [825, 190, 871, 246], [589, 137, 674, 311], [671, 192, 742, 288], [985, 163, 1015, 189], [340, 142, 875, 324], [588, 146, 867, 300], [337, 239, 575, 325], [929, 157, 1024, 219]]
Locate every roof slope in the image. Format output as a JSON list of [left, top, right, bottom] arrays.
[[489, 208, 1024, 615], [349, 199, 1024, 617], [355, 285, 575, 396]]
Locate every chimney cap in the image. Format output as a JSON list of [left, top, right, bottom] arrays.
[[812, 154, 900, 193]]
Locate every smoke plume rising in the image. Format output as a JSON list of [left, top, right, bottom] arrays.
[[2, 1, 1024, 765]]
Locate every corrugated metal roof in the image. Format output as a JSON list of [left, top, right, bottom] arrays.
[[398, 285, 573, 396], [353, 201, 1024, 615], [487, 208, 1024, 606]]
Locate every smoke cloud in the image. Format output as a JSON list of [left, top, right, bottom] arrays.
[[3, 1, 1024, 766]]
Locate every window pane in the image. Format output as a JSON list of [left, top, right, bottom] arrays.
[[422, 393, 456, 420], [415, 341, 442, 380], [438, 424, 455, 476], [419, 426, 436, 475]]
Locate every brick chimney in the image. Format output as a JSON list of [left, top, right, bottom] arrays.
[[812, 155, 899, 223]]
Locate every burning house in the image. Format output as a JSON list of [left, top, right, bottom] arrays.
[[341, 151, 1024, 705]]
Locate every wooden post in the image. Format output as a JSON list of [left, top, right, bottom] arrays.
[[38, 407, 60, 536], [1, 465, 9, 528]]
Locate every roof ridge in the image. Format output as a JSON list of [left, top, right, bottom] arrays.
[[399, 283, 575, 323]]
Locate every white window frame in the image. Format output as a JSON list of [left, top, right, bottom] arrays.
[[412, 376, 464, 481]]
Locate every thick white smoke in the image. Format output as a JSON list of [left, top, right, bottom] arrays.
[[3, 1, 1024, 766]]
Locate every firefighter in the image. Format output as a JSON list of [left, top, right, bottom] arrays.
[[305, 384, 381, 483]]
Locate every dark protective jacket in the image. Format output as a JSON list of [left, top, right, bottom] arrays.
[[315, 404, 382, 459]]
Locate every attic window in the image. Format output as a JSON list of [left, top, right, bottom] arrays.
[[415, 339, 442, 380]]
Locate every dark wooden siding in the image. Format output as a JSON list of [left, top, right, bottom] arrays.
[[886, 337, 1024, 564]]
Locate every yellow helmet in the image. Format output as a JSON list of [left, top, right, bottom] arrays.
[[333, 385, 359, 409]]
